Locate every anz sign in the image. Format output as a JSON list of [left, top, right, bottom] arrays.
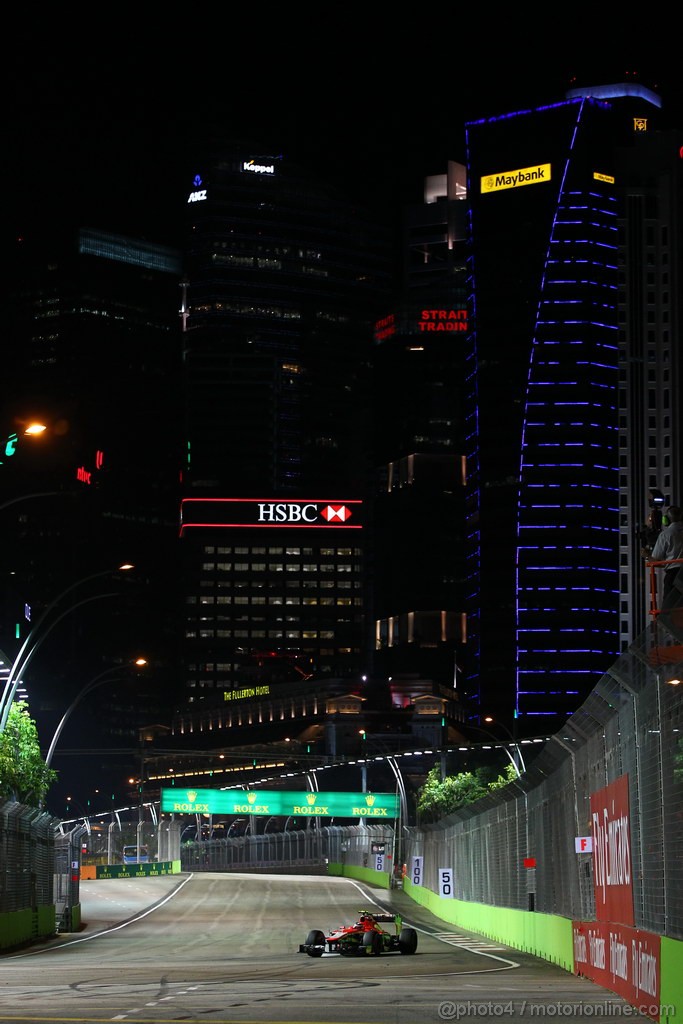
[[187, 173, 207, 204]]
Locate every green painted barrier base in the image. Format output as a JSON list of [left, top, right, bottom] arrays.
[[397, 878, 683, 1022], [0, 904, 57, 952], [327, 861, 390, 889], [403, 877, 572, 969]]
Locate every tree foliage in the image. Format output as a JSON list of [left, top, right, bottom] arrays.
[[0, 701, 58, 806], [416, 763, 518, 823]]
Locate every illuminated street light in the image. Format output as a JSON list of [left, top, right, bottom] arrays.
[[0, 420, 49, 468], [45, 658, 148, 767], [0, 564, 135, 734]]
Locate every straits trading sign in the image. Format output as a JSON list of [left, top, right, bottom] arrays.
[[160, 788, 399, 818], [373, 308, 468, 342], [179, 498, 362, 535], [481, 162, 552, 194]]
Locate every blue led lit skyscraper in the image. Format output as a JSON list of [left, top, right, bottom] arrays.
[[464, 80, 672, 732]]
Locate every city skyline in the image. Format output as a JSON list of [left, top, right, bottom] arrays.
[[4, 26, 683, 814], [6, 22, 679, 240]]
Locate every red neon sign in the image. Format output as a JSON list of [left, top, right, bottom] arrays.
[[419, 309, 468, 332]]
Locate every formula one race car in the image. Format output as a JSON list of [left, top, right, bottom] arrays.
[[299, 909, 418, 957]]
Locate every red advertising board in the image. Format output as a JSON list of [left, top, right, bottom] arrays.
[[573, 921, 661, 1020], [590, 774, 634, 925]]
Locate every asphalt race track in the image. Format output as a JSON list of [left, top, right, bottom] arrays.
[[0, 873, 645, 1023]]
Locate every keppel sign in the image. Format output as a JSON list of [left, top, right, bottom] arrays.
[[160, 788, 399, 818]]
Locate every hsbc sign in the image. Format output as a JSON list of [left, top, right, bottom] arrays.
[[180, 497, 361, 535], [257, 503, 353, 523]]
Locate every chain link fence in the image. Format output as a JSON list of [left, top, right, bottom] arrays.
[[0, 801, 62, 947], [179, 822, 393, 873], [3, 614, 681, 946], [404, 611, 683, 938]]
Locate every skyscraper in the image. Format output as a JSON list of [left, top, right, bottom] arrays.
[[178, 144, 392, 718], [464, 78, 679, 732], [371, 163, 468, 712]]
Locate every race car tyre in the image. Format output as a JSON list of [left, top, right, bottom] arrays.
[[305, 929, 325, 957], [398, 927, 418, 954], [362, 930, 382, 956]]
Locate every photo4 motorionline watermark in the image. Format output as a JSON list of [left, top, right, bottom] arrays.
[[437, 1001, 674, 1018]]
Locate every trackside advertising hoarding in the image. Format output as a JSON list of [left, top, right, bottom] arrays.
[[160, 788, 399, 818], [573, 921, 661, 1020], [572, 774, 662, 1019], [591, 774, 634, 925]]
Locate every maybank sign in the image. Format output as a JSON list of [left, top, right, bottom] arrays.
[[481, 163, 551, 194], [160, 788, 399, 818]]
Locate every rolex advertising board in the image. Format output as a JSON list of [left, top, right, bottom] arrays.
[[161, 788, 399, 818]]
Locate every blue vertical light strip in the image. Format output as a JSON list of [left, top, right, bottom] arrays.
[[514, 100, 584, 722], [515, 98, 620, 721], [463, 122, 482, 712]]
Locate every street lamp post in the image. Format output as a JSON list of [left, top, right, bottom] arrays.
[[44, 658, 148, 768], [479, 717, 526, 775], [0, 564, 135, 734]]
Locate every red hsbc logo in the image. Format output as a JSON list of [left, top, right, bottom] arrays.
[[321, 504, 352, 522]]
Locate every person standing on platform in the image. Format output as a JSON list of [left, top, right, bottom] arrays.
[[648, 506, 683, 607]]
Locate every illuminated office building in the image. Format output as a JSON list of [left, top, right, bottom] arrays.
[[372, 164, 469, 704], [464, 78, 683, 731], [178, 145, 392, 725]]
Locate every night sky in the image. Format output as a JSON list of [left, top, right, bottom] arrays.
[[5, 18, 681, 245]]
